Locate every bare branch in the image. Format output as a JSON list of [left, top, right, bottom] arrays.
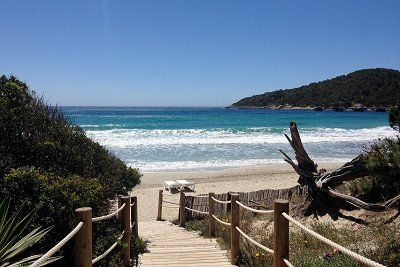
[[326, 188, 400, 211], [278, 149, 293, 162], [316, 155, 371, 188]]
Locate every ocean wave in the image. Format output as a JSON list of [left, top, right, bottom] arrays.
[[86, 126, 397, 148], [80, 124, 127, 128], [130, 158, 352, 172]]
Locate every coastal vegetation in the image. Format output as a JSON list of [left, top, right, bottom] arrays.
[[230, 68, 400, 110], [388, 104, 400, 130], [177, 121, 400, 266], [184, 211, 400, 267], [0, 75, 142, 265], [279, 122, 400, 216], [0, 198, 59, 266]]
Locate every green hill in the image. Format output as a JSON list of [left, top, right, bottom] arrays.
[[230, 68, 400, 109]]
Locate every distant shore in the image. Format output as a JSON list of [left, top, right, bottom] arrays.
[[226, 105, 388, 112], [132, 162, 342, 222]]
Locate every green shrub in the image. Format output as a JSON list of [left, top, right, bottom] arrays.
[[0, 75, 141, 199], [388, 105, 400, 130], [1, 167, 107, 264], [184, 219, 210, 237], [349, 138, 400, 202], [0, 197, 59, 266], [0, 75, 142, 265], [131, 234, 148, 255]]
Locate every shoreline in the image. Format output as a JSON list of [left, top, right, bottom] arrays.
[[133, 162, 342, 221], [226, 106, 388, 112], [137, 159, 352, 176]]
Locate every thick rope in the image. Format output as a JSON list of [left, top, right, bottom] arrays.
[[211, 197, 231, 204], [283, 257, 295, 267], [92, 230, 125, 264], [29, 222, 84, 267], [92, 203, 126, 222], [235, 226, 274, 254], [236, 201, 274, 214], [281, 212, 385, 267], [212, 214, 231, 227], [184, 207, 209, 215], [162, 200, 180, 206]]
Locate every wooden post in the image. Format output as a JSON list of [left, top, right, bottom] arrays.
[[226, 192, 231, 212], [230, 194, 240, 265], [121, 196, 131, 266], [157, 189, 163, 221], [208, 192, 215, 236], [179, 190, 185, 227], [75, 207, 92, 267], [131, 196, 138, 236], [274, 199, 289, 267], [117, 195, 122, 220]]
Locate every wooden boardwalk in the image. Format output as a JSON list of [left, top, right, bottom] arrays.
[[138, 221, 234, 267]]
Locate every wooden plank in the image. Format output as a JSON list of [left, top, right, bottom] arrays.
[[139, 221, 233, 267]]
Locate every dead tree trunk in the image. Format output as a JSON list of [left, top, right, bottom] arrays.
[[280, 122, 400, 216]]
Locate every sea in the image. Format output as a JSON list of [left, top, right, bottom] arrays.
[[62, 107, 398, 172]]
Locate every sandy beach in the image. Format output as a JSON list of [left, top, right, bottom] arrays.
[[132, 163, 342, 222]]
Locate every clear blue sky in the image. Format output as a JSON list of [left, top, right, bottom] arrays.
[[1, 1, 399, 106]]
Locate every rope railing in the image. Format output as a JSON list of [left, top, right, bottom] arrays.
[[185, 206, 209, 215], [29, 195, 137, 267], [281, 212, 385, 267], [211, 196, 231, 204], [235, 226, 274, 255], [29, 222, 84, 267], [92, 203, 126, 222], [158, 190, 386, 267], [212, 214, 231, 227], [92, 230, 125, 264], [236, 200, 274, 214], [282, 257, 295, 267]]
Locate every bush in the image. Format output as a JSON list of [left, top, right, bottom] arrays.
[[0, 197, 59, 266], [389, 105, 400, 130], [0, 75, 142, 265], [349, 138, 400, 202], [0, 75, 141, 199], [1, 167, 109, 265]]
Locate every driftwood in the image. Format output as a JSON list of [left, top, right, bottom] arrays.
[[280, 122, 400, 216]]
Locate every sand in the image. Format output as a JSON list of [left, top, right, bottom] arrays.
[[131, 163, 342, 222]]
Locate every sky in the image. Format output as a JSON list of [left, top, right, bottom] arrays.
[[1, 1, 399, 106]]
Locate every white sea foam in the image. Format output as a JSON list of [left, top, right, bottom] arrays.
[[128, 157, 353, 172], [84, 126, 398, 172], [86, 126, 397, 148]]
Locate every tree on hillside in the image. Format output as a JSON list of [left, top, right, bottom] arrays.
[[389, 105, 400, 131], [231, 68, 400, 109]]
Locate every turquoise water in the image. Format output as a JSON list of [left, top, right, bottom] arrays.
[[63, 107, 396, 172]]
